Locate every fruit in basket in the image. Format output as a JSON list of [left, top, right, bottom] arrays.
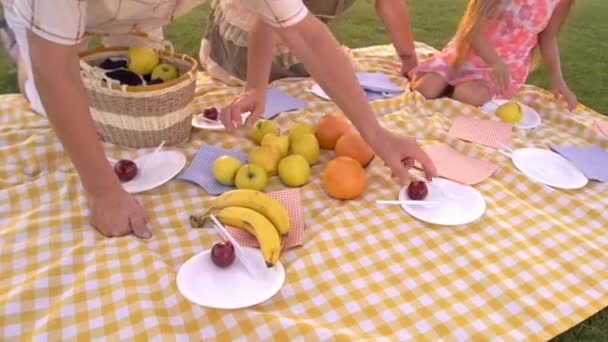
[[334, 132, 375, 167], [287, 122, 314, 143], [248, 146, 281, 176], [151, 63, 179, 82], [495, 101, 522, 124], [127, 45, 160, 75], [212, 155, 243, 186], [322, 156, 366, 200], [212, 206, 282, 267], [203, 107, 220, 121], [235, 164, 268, 191], [99, 58, 127, 70], [289, 133, 320, 165], [407, 180, 428, 200], [278, 154, 310, 187], [105, 69, 144, 86], [114, 159, 138, 182], [205, 189, 290, 237], [211, 240, 235, 268], [261, 133, 289, 158], [247, 119, 278, 145], [315, 113, 351, 149]]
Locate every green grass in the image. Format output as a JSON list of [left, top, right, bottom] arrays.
[[0, 1, 606, 339]]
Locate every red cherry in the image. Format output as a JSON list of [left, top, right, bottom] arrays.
[[114, 159, 138, 182], [211, 241, 235, 268], [203, 107, 219, 121], [407, 180, 428, 200]]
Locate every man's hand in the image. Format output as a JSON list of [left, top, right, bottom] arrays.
[[89, 187, 151, 239], [369, 128, 437, 184]]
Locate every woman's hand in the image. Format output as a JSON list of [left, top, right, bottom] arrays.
[[550, 77, 577, 111], [220, 88, 266, 130], [491, 61, 513, 98]]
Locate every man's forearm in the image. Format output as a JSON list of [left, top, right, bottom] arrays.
[[246, 20, 277, 90], [272, 15, 383, 143], [28, 31, 120, 196], [375, 0, 416, 59]]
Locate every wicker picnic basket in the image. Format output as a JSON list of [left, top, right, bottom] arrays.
[[78, 33, 198, 148]]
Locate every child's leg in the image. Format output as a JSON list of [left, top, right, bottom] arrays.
[[451, 80, 492, 107], [411, 72, 449, 99]]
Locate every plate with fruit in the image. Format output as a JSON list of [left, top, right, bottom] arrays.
[[481, 99, 541, 129], [177, 239, 286, 310], [192, 106, 225, 131], [112, 150, 187, 193], [398, 178, 486, 226]]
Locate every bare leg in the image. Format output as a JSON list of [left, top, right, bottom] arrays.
[[452, 80, 492, 106], [411, 72, 449, 99]]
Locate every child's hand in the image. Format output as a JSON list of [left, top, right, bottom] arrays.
[[399, 53, 419, 79], [491, 61, 513, 98], [551, 79, 577, 111], [220, 88, 266, 130]]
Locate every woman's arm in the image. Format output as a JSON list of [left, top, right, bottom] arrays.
[[374, 0, 418, 75], [538, 0, 577, 109]]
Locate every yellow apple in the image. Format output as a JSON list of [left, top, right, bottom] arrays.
[[248, 145, 281, 176], [495, 101, 523, 124], [247, 119, 278, 145], [278, 154, 310, 187], [287, 121, 314, 143], [212, 155, 242, 186], [289, 133, 320, 165], [261, 133, 289, 158], [151, 63, 179, 82], [127, 46, 159, 75], [235, 164, 268, 191]]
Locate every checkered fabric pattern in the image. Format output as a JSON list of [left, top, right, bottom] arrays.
[[1, 42, 607, 341]]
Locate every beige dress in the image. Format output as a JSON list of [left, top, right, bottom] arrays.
[[199, 0, 358, 86]]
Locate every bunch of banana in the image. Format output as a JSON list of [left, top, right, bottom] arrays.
[[190, 189, 290, 267]]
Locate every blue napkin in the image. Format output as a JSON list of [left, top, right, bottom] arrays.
[[261, 87, 306, 119], [356, 72, 403, 94], [178, 144, 248, 195], [549, 145, 608, 182]]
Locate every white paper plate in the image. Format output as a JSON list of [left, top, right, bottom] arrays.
[[176, 247, 285, 309], [114, 150, 186, 193], [192, 113, 225, 131], [308, 84, 331, 101], [481, 99, 541, 129], [509, 148, 588, 189], [398, 178, 486, 226]]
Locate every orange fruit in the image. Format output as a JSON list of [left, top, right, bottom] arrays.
[[314, 113, 351, 150], [322, 156, 367, 200], [334, 132, 375, 167]]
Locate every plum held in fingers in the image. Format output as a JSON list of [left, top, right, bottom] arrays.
[[114, 159, 138, 182]]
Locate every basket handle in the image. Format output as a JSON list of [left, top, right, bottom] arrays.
[[83, 31, 175, 56], [79, 59, 124, 91]]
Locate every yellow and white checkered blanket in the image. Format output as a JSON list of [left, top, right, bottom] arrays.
[[1, 43, 607, 341]]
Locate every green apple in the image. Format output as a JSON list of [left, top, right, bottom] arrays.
[[248, 145, 281, 176], [278, 154, 310, 187], [151, 63, 179, 82], [261, 133, 289, 158], [212, 155, 242, 186], [287, 122, 314, 144], [289, 133, 320, 165], [247, 119, 278, 145], [235, 164, 268, 191], [127, 45, 160, 75], [495, 101, 523, 124]]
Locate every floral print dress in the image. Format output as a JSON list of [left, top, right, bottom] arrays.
[[410, 0, 562, 97]]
